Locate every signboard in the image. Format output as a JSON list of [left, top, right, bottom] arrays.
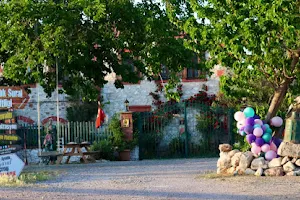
[[0, 153, 25, 177], [0, 123, 17, 130], [0, 134, 21, 141], [0, 87, 29, 110], [0, 112, 13, 120]]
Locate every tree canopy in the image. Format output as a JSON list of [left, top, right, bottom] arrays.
[[0, 0, 195, 100], [164, 0, 300, 120]]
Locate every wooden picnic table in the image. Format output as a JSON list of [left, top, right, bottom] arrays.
[[58, 142, 99, 164]]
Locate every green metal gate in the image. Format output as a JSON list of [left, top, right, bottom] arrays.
[[137, 101, 234, 159]]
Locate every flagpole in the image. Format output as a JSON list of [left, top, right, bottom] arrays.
[[56, 57, 60, 151]]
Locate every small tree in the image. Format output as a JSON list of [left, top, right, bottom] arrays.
[[164, 0, 300, 121]]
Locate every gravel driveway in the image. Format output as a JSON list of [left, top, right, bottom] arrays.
[[1, 158, 300, 200]]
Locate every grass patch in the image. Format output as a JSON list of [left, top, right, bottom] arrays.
[[0, 171, 59, 187]]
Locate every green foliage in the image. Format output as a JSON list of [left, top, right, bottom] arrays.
[[0, 171, 58, 186], [164, 0, 300, 119], [66, 101, 97, 122], [90, 140, 115, 161], [233, 137, 251, 153], [108, 114, 137, 152], [0, 0, 196, 101]]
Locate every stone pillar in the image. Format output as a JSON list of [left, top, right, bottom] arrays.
[[120, 112, 133, 141]]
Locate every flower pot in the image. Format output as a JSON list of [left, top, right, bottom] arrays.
[[119, 149, 131, 161]]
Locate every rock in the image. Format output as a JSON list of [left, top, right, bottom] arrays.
[[236, 166, 245, 175], [291, 157, 297, 163], [226, 167, 236, 175], [233, 171, 238, 176], [245, 168, 255, 175], [268, 157, 282, 168], [239, 151, 254, 170], [231, 152, 242, 167], [228, 149, 240, 158], [219, 144, 232, 152], [217, 154, 231, 173], [264, 167, 284, 176], [219, 151, 229, 158], [295, 170, 300, 176], [251, 157, 266, 170], [281, 156, 290, 166], [277, 142, 300, 158], [295, 159, 300, 167], [255, 167, 263, 176], [217, 167, 227, 174], [286, 171, 297, 176], [283, 161, 296, 172]]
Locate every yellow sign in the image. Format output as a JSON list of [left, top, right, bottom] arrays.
[[122, 119, 130, 128], [0, 134, 21, 141], [0, 112, 13, 120]]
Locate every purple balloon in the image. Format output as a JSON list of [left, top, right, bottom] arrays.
[[255, 138, 265, 147], [239, 127, 245, 131], [246, 134, 256, 144], [245, 117, 255, 126], [262, 125, 267, 132], [272, 137, 282, 148], [253, 114, 260, 119], [244, 125, 254, 134]]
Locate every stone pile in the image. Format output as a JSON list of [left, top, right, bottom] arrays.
[[217, 143, 300, 176]]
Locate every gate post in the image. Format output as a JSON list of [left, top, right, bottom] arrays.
[[120, 112, 133, 141]]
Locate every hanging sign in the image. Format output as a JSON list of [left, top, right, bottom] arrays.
[[0, 112, 13, 120], [0, 87, 29, 110], [0, 153, 25, 177], [0, 134, 21, 141]]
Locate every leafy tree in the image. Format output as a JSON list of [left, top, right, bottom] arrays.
[[0, 0, 195, 101], [164, 0, 300, 121]]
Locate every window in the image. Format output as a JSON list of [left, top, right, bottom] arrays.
[[187, 68, 199, 79], [182, 54, 207, 81]]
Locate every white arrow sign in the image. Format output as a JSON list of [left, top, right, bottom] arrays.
[[0, 153, 25, 177], [0, 124, 17, 130]]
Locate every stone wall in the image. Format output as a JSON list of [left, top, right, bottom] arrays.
[[14, 84, 69, 125], [102, 65, 226, 120]]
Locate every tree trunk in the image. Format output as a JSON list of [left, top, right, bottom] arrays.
[[266, 80, 291, 123]]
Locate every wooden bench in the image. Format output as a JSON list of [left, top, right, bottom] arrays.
[[38, 151, 63, 165]]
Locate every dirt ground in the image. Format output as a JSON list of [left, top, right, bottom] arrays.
[[1, 158, 300, 200]]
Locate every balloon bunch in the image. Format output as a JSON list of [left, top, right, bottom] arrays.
[[234, 107, 283, 161]]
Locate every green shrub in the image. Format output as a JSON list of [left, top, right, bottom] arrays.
[[90, 140, 115, 160]]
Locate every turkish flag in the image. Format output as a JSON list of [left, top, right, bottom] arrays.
[[96, 107, 106, 128]]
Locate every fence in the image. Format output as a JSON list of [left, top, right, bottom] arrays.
[[17, 122, 112, 149], [137, 101, 235, 159]]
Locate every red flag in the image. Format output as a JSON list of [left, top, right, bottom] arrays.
[[96, 107, 106, 128]]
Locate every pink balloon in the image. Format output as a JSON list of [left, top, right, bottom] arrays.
[[237, 119, 245, 129], [253, 127, 263, 137], [265, 150, 277, 161], [270, 116, 283, 127], [270, 142, 277, 152], [261, 144, 270, 152], [254, 119, 263, 125], [251, 145, 261, 155], [234, 111, 245, 121]]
